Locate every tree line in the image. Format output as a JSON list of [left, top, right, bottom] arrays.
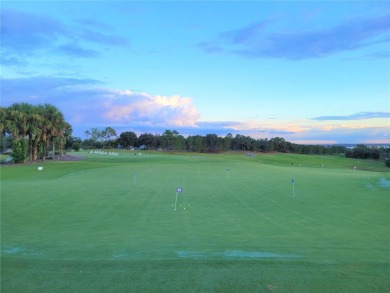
[[1, 103, 388, 166], [78, 129, 389, 164], [345, 144, 389, 161], [79, 129, 346, 155], [0, 103, 71, 163]]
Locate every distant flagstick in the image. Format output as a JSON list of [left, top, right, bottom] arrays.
[[291, 178, 295, 196], [174, 187, 183, 211]]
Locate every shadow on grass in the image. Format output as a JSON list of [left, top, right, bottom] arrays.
[[2, 258, 389, 292]]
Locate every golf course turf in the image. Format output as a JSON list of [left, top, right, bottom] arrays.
[[1, 151, 389, 292]]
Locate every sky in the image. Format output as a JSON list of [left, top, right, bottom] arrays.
[[1, 0, 389, 144]]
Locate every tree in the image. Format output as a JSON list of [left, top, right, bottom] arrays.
[[39, 104, 60, 160], [138, 133, 158, 150], [270, 137, 288, 152], [65, 136, 83, 151], [2, 103, 70, 162], [223, 133, 233, 151], [103, 127, 117, 147], [8, 103, 30, 140], [186, 135, 203, 152], [91, 128, 101, 144], [0, 133, 12, 153], [118, 131, 137, 148], [7, 103, 33, 162], [1, 106, 20, 141], [161, 130, 174, 150], [173, 133, 186, 151], [0, 107, 7, 135], [48, 110, 67, 157], [58, 122, 72, 155], [204, 134, 224, 153], [26, 106, 44, 161]]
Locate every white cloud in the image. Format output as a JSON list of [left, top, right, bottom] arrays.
[[103, 90, 200, 127], [0, 77, 200, 132], [2, 76, 389, 144]]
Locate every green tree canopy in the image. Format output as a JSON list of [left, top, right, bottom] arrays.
[[2, 103, 70, 163]]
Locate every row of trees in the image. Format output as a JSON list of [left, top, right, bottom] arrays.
[[0, 103, 71, 163], [2, 105, 387, 164], [345, 144, 389, 160], [80, 129, 346, 155]]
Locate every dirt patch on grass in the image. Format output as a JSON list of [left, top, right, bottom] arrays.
[[1, 154, 86, 166], [53, 154, 86, 161], [378, 178, 390, 187]]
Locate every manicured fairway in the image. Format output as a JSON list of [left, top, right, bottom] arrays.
[[1, 151, 389, 292]]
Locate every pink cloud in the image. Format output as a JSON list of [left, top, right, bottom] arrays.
[[103, 90, 200, 127]]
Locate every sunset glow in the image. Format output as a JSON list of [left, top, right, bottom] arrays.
[[1, 1, 389, 144]]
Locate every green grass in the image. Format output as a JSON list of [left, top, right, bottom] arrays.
[[1, 151, 389, 292]]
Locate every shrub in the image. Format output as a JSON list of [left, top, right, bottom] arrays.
[[73, 142, 81, 152], [11, 140, 28, 164], [385, 159, 390, 168]]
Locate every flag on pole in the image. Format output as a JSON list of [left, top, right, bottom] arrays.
[[174, 187, 182, 211], [291, 179, 294, 183]]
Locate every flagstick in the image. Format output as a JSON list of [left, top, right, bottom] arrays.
[[292, 178, 295, 196], [174, 187, 183, 211], [174, 192, 178, 211], [293, 181, 295, 196]]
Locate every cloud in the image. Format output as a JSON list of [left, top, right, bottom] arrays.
[[75, 18, 112, 31], [198, 13, 390, 60], [347, 50, 390, 60], [1, 76, 289, 138], [78, 29, 129, 46], [288, 126, 390, 144], [312, 112, 390, 121], [2, 76, 389, 144], [56, 43, 100, 58], [182, 120, 295, 137], [0, 54, 26, 66], [0, 9, 67, 52], [103, 90, 200, 127], [0, 76, 101, 101], [0, 76, 200, 135], [0, 8, 129, 61]]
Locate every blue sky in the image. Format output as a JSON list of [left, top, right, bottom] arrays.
[[1, 0, 389, 144]]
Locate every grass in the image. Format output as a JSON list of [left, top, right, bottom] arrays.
[[1, 150, 389, 292]]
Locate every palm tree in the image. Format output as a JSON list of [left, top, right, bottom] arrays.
[[48, 108, 66, 159], [28, 110, 44, 161], [57, 121, 72, 156], [39, 104, 56, 160], [2, 103, 71, 162], [0, 107, 7, 135], [31, 125, 43, 161], [0, 107, 17, 140], [24, 105, 44, 161], [6, 103, 33, 162]]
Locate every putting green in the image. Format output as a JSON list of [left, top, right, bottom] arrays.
[[1, 151, 389, 291]]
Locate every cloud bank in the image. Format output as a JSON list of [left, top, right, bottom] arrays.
[[198, 14, 390, 59], [312, 112, 390, 121], [103, 90, 200, 127], [0, 9, 129, 62], [289, 126, 389, 145], [1, 76, 388, 144], [0, 76, 200, 133]]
